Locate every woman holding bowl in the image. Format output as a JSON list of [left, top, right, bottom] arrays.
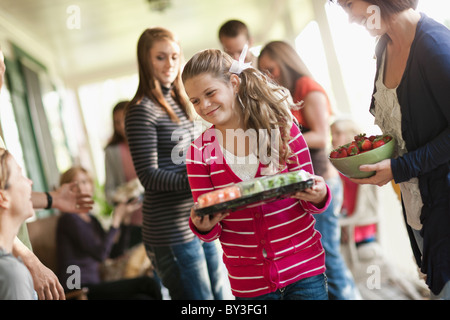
[[330, 0, 450, 299]]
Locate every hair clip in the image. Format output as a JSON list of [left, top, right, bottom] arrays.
[[229, 43, 252, 74]]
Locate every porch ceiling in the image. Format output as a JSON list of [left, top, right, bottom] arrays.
[[0, 0, 314, 85]]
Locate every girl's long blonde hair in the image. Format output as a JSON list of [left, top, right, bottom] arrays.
[[182, 49, 295, 169]]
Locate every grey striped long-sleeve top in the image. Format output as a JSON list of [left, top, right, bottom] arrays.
[[125, 92, 195, 246]]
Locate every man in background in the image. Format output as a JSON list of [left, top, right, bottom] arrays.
[[218, 19, 258, 66]]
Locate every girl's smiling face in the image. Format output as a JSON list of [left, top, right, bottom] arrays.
[[184, 73, 242, 131]]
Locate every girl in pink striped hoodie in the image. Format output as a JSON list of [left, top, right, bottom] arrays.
[[181, 48, 331, 300]]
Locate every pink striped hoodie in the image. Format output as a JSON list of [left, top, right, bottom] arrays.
[[187, 123, 331, 298]]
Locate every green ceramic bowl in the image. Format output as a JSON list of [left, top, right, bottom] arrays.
[[328, 137, 395, 179]]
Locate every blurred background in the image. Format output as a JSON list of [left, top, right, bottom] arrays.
[[0, 0, 449, 297]]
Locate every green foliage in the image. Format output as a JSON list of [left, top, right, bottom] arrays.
[[93, 179, 113, 217]]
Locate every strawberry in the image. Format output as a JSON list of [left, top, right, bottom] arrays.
[[337, 147, 348, 158], [330, 146, 348, 158], [383, 135, 392, 142], [359, 138, 373, 151], [354, 133, 366, 143], [330, 150, 340, 159], [347, 142, 359, 156], [372, 138, 385, 149], [368, 135, 377, 142]]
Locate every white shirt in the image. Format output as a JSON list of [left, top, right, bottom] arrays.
[[373, 50, 423, 230], [220, 145, 259, 181]]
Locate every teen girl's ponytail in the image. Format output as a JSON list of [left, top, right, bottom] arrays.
[[236, 65, 294, 171]]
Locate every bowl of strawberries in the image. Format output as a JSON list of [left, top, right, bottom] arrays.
[[328, 134, 395, 178]]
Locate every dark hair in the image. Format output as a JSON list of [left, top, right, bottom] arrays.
[[128, 27, 194, 123], [106, 100, 128, 147], [329, 0, 419, 18], [218, 20, 250, 40]]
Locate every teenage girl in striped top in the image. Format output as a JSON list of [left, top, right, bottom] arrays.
[[125, 27, 224, 300], [182, 47, 331, 300]]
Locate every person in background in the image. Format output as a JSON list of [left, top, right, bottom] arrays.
[[218, 19, 258, 66], [330, 0, 450, 299], [125, 27, 225, 300], [56, 166, 161, 300], [258, 40, 360, 300], [182, 47, 331, 300], [0, 148, 36, 299], [0, 47, 94, 300], [331, 119, 379, 256], [105, 100, 142, 253]]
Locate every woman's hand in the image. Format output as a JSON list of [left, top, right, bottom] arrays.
[[350, 159, 393, 186], [51, 182, 94, 213], [190, 205, 229, 234], [112, 198, 142, 228], [14, 238, 65, 300], [292, 175, 328, 208]]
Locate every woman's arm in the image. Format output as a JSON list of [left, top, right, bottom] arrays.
[[12, 237, 65, 300], [125, 103, 189, 192], [31, 183, 94, 213], [391, 128, 450, 183], [391, 34, 450, 183]]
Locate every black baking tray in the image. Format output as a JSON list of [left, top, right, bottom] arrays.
[[194, 178, 315, 217]]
